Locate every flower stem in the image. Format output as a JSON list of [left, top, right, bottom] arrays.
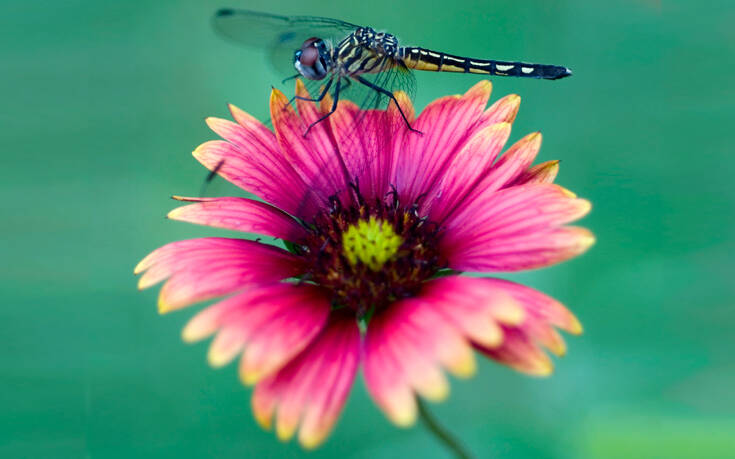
[[417, 398, 474, 459]]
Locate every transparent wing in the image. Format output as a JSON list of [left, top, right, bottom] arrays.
[[213, 9, 361, 75], [296, 58, 417, 161], [339, 61, 418, 187], [277, 58, 417, 126], [350, 60, 417, 111], [288, 57, 420, 212]]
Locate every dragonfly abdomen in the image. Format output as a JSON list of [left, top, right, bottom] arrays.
[[400, 47, 571, 80]]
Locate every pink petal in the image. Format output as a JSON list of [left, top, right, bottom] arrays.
[[446, 184, 590, 239], [394, 81, 493, 205], [202, 111, 317, 215], [181, 292, 245, 342], [239, 286, 331, 384], [475, 327, 553, 376], [424, 122, 512, 222], [362, 318, 416, 426], [167, 196, 307, 242], [520, 318, 567, 356], [473, 93, 521, 131], [251, 313, 360, 449], [421, 276, 581, 373], [317, 88, 415, 204], [199, 292, 283, 365], [449, 132, 543, 221], [384, 91, 416, 190], [479, 278, 582, 334], [193, 284, 330, 375], [510, 160, 560, 186], [223, 103, 279, 152], [424, 93, 521, 204], [442, 183, 593, 271], [385, 90, 416, 125], [270, 86, 349, 209], [134, 238, 305, 312], [364, 299, 475, 427], [418, 276, 522, 348], [192, 139, 319, 218], [326, 98, 397, 202], [228, 103, 275, 139], [449, 226, 595, 272]]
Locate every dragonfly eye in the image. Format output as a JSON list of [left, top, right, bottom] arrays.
[[299, 46, 319, 67], [293, 37, 329, 80]]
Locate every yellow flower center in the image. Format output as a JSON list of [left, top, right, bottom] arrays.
[[342, 216, 403, 271]]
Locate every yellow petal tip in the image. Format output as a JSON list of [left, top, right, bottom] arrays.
[[157, 296, 172, 314], [253, 409, 273, 431], [577, 199, 592, 216], [537, 361, 554, 377], [493, 299, 526, 326], [206, 355, 225, 368], [276, 423, 297, 442], [270, 86, 288, 104], [577, 230, 596, 250], [422, 381, 450, 402], [299, 436, 321, 450], [133, 259, 147, 275], [166, 208, 182, 219], [553, 344, 567, 357], [204, 117, 223, 131], [479, 325, 504, 349], [239, 368, 261, 387], [568, 316, 584, 335], [181, 325, 202, 343], [521, 355, 554, 377], [389, 406, 417, 428], [449, 353, 477, 379], [474, 79, 493, 93], [295, 78, 307, 94], [558, 186, 577, 198], [506, 93, 521, 104], [534, 366, 553, 377], [489, 121, 512, 132]]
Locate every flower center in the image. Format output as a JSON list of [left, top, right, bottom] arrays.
[[301, 191, 444, 316], [342, 217, 403, 271]]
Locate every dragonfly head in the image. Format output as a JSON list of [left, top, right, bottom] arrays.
[[294, 37, 330, 80]]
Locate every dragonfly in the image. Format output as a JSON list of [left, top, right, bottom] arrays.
[[213, 8, 572, 136]]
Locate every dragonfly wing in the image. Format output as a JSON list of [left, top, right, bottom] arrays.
[[329, 60, 418, 194], [274, 62, 420, 216], [213, 9, 361, 75], [351, 60, 417, 110]]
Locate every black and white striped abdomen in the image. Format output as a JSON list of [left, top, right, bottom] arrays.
[[399, 47, 572, 80]]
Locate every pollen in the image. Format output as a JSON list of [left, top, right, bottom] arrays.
[[342, 216, 403, 271], [303, 188, 444, 314]]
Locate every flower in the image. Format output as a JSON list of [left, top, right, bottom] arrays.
[[135, 80, 594, 448]]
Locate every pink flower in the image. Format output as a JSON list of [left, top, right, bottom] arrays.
[[135, 80, 593, 448]]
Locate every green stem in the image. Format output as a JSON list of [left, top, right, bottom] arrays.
[[417, 398, 474, 459]]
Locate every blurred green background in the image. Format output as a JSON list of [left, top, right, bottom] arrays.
[[3, 0, 734, 457]]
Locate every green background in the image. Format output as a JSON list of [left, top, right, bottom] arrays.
[[3, 0, 734, 457]]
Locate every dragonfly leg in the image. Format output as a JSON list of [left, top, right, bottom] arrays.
[[303, 78, 342, 138], [281, 73, 300, 85], [292, 77, 334, 103], [354, 75, 421, 134]]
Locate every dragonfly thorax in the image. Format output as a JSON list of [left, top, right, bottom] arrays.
[[294, 37, 333, 80], [353, 27, 399, 56]]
